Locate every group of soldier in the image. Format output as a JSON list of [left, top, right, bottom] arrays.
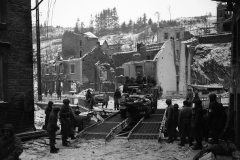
[[165, 92, 228, 150]]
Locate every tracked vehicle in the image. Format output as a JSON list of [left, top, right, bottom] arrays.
[[120, 83, 161, 118]]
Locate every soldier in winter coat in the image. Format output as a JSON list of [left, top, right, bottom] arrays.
[[44, 101, 53, 130], [191, 99, 203, 150], [178, 100, 192, 146], [202, 109, 209, 142], [173, 104, 179, 139], [59, 99, 75, 146], [114, 89, 121, 110], [165, 99, 175, 143], [0, 124, 23, 160], [208, 93, 222, 144], [47, 107, 60, 153]]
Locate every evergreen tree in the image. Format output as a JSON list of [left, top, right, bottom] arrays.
[[128, 19, 133, 30], [121, 22, 127, 32], [143, 13, 147, 26], [148, 18, 153, 25]]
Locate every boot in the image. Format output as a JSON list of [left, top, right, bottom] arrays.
[[70, 135, 77, 140], [192, 144, 203, 150], [178, 143, 184, 146], [62, 142, 69, 146], [166, 138, 173, 143], [53, 146, 59, 151], [50, 147, 58, 153]]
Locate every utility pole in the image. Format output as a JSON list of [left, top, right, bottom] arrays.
[[36, 0, 42, 101]]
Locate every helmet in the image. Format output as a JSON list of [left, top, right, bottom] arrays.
[[1, 124, 14, 134], [166, 99, 172, 105]]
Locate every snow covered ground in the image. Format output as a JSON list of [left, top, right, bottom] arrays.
[[20, 138, 200, 160]]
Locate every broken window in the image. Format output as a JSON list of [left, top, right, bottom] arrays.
[[46, 66, 49, 75], [70, 64, 75, 74], [164, 33, 169, 40], [176, 32, 180, 39], [80, 40, 82, 46], [136, 66, 143, 76]]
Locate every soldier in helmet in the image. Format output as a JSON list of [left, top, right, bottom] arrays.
[[59, 99, 76, 146], [165, 99, 175, 143], [208, 93, 222, 144], [178, 100, 192, 147], [0, 124, 23, 159]]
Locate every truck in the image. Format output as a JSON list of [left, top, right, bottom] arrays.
[[119, 83, 161, 118]]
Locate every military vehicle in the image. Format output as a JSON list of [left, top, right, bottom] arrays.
[[119, 83, 161, 118]]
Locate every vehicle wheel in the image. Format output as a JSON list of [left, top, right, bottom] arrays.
[[120, 110, 127, 118], [151, 107, 156, 113], [145, 111, 151, 118]]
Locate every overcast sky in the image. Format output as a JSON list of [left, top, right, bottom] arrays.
[[31, 0, 218, 28]]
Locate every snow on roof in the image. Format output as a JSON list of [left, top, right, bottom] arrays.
[[123, 60, 154, 65], [84, 32, 98, 39], [153, 41, 168, 61], [191, 84, 223, 89], [99, 40, 106, 45], [182, 38, 197, 44]]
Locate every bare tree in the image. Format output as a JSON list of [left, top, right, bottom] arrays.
[[167, 5, 171, 21], [155, 12, 160, 25]]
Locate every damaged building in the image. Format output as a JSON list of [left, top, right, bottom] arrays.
[[41, 43, 115, 94]]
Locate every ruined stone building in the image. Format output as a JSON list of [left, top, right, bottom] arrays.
[[157, 27, 191, 43], [215, 2, 233, 33], [0, 0, 34, 133], [41, 40, 115, 93], [62, 31, 98, 60]]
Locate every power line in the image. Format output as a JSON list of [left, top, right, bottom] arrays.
[[31, 0, 44, 11], [51, 0, 57, 26]]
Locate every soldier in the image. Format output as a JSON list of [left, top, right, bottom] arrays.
[[135, 72, 143, 85], [191, 99, 203, 150], [59, 99, 75, 146], [44, 101, 53, 130], [219, 103, 227, 134], [114, 89, 122, 110], [0, 124, 23, 160], [208, 93, 222, 144], [47, 107, 60, 153], [186, 89, 193, 101], [202, 109, 209, 142], [85, 89, 93, 110], [173, 104, 180, 140], [165, 99, 175, 143], [178, 100, 192, 146]]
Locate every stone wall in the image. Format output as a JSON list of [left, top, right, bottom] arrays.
[[0, 0, 34, 133], [199, 33, 232, 44], [82, 47, 115, 91], [62, 31, 98, 60]]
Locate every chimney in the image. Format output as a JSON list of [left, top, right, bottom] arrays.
[[137, 43, 141, 52], [96, 42, 101, 49]]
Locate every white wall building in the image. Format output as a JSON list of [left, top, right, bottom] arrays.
[[157, 27, 185, 43]]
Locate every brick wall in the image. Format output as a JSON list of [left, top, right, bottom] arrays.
[[0, 0, 34, 133], [199, 34, 232, 44]]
